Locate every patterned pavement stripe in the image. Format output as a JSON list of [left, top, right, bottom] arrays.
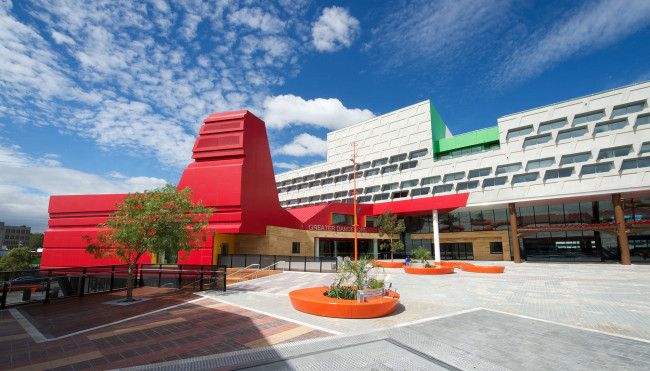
[[8, 350, 104, 371], [87, 317, 187, 340], [244, 326, 315, 348]]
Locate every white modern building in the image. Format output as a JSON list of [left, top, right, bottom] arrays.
[[275, 81, 650, 263]]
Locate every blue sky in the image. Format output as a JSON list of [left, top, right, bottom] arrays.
[[1, 0, 650, 231]]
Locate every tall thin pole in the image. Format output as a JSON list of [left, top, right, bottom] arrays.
[[353, 142, 358, 261]]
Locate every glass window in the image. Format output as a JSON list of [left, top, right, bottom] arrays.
[[580, 201, 594, 223], [389, 153, 407, 163], [347, 188, 361, 196], [563, 202, 581, 223], [594, 119, 627, 134], [534, 205, 550, 226], [409, 149, 428, 159], [328, 169, 341, 177], [321, 193, 333, 200], [458, 212, 472, 232], [298, 197, 309, 203], [303, 174, 315, 182], [580, 162, 613, 175], [443, 171, 465, 182], [548, 203, 564, 224], [538, 118, 567, 133], [494, 208, 508, 230], [557, 127, 587, 142], [640, 142, 650, 155], [341, 165, 354, 173], [400, 179, 418, 188], [321, 178, 333, 185], [309, 180, 321, 187], [399, 160, 418, 171], [372, 158, 388, 167], [456, 180, 479, 191], [391, 190, 409, 199], [298, 183, 308, 190], [334, 175, 347, 183], [468, 167, 491, 179], [560, 152, 591, 165], [489, 242, 503, 254], [573, 110, 605, 126], [523, 133, 552, 148], [332, 213, 354, 225], [483, 176, 508, 188], [495, 162, 522, 175], [611, 100, 646, 117], [621, 156, 650, 171], [518, 206, 535, 227], [314, 171, 327, 179], [421, 176, 441, 185], [364, 185, 380, 194], [512, 172, 539, 184], [309, 195, 320, 202], [381, 164, 398, 174], [597, 145, 632, 160], [507, 125, 534, 140], [357, 161, 371, 170], [411, 187, 430, 197], [373, 193, 390, 201], [364, 168, 380, 177], [636, 113, 650, 127], [334, 191, 347, 198], [433, 184, 453, 194], [292, 242, 300, 253], [348, 171, 363, 180], [526, 157, 555, 171], [365, 216, 378, 227], [382, 183, 398, 191], [598, 200, 614, 222], [358, 195, 372, 203], [544, 167, 573, 180]]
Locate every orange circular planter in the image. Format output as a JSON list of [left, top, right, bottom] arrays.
[[371, 260, 404, 268], [403, 266, 454, 275], [462, 265, 505, 274], [437, 261, 473, 270], [289, 286, 400, 319]]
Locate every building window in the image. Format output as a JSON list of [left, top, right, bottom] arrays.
[[341, 165, 354, 173], [544, 167, 573, 180], [538, 118, 567, 133], [468, 167, 491, 179], [309, 195, 320, 202], [348, 188, 361, 196], [597, 145, 632, 160], [303, 174, 315, 182], [348, 171, 363, 180], [409, 149, 428, 159], [512, 172, 539, 184], [321, 193, 333, 200], [441, 243, 473, 260], [334, 191, 347, 198], [482, 176, 508, 188], [400, 179, 419, 188], [411, 187, 431, 196], [495, 162, 522, 175], [557, 127, 587, 142], [358, 195, 372, 203], [621, 157, 650, 171], [443, 171, 465, 182], [327, 169, 340, 176], [334, 175, 348, 183], [372, 158, 388, 167], [640, 142, 650, 155], [357, 161, 371, 170], [560, 152, 591, 165], [421, 176, 441, 185], [433, 184, 454, 194], [308, 180, 321, 188], [573, 110, 605, 127], [580, 162, 613, 176], [523, 133, 552, 148], [381, 164, 398, 174], [314, 172, 327, 179], [365, 216, 378, 227], [456, 180, 479, 191], [506, 125, 534, 141], [399, 160, 418, 171], [292, 242, 300, 254], [364, 168, 380, 177], [332, 213, 353, 225], [373, 193, 390, 201], [391, 190, 409, 199], [298, 183, 308, 190], [382, 182, 398, 191], [365, 185, 380, 194], [489, 242, 503, 254], [636, 114, 650, 127], [321, 178, 334, 185], [594, 119, 627, 134], [611, 100, 646, 117], [298, 197, 309, 203], [389, 153, 407, 163], [526, 157, 555, 171]]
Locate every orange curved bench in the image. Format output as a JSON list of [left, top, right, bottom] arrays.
[[371, 260, 404, 268], [289, 286, 400, 318], [461, 265, 505, 273], [403, 266, 454, 275]]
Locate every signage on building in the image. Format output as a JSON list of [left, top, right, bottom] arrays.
[[307, 224, 379, 233]]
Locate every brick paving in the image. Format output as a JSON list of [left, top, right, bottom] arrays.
[[0, 288, 329, 370]]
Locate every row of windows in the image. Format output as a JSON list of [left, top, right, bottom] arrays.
[[276, 148, 428, 187], [506, 100, 647, 141], [436, 142, 500, 161]]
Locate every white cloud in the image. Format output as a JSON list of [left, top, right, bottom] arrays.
[[312, 6, 360, 52], [495, 0, 650, 86], [229, 7, 286, 34], [274, 161, 299, 170], [263, 94, 374, 129], [0, 144, 167, 232], [276, 133, 328, 157], [50, 30, 74, 45]]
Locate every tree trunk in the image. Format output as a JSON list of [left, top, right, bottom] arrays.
[[126, 263, 135, 301], [390, 240, 394, 261]]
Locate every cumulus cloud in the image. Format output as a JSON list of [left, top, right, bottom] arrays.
[[274, 161, 299, 170], [0, 144, 168, 232], [276, 133, 328, 157], [312, 6, 360, 52], [229, 7, 286, 34], [263, 94, 374, 129]]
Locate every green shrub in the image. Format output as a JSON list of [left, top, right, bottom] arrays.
[[411, 246, 432, 263]]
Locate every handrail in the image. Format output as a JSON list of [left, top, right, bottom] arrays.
[[228, 264, 260, 279], [238, 261, 285, 280]]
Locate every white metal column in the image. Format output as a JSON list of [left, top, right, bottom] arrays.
[[372, 239, 379, 259], [432, 210, 441, 262]]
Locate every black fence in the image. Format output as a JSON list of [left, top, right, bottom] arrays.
[[218, 254, 339, 273], [1, 264, 226, 310]]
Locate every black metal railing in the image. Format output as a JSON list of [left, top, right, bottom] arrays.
[[218, 254, 339, 273], [0, 264, 226, 310]]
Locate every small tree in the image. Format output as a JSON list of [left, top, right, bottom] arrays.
[[28, 233, 44, 250], [86, 184, 212, 301], [377, 210, 405, 261], [0, 247, 33, 271]]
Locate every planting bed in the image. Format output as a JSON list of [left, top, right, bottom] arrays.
[[289, 286, 400, 319]]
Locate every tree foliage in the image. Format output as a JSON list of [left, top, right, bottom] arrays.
[[376, 210, 405, 261], [86, 184, 212, 300], [28, 233, 44, 250], [0, 247, 33, 271]]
